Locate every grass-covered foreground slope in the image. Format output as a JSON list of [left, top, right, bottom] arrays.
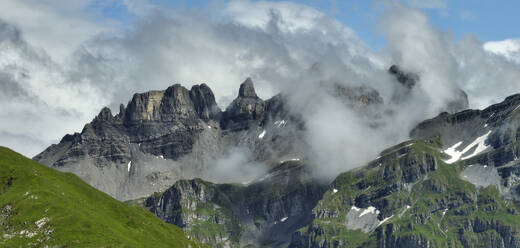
[[0, 147, 205, 247], [290, 140, 520, 248]]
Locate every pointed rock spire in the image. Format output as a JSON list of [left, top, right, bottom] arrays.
[[95, 107, 113, 122], [238, 77, 258, 98]]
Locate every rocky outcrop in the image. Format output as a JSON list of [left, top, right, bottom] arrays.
[[221, 78, 266, 130], [145, 179, 241, 247], [143, 161, 327, 248]]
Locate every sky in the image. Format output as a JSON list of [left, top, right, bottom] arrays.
[[0, 0, 520, 158], [95, 0, 520, 49]]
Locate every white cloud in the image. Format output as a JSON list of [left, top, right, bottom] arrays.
[[0, 0, 115, 62], [484, 39, 520, 63], [0, 0, 519, 182]]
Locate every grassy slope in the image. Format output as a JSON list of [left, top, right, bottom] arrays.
[[0, 147, 205, 247]]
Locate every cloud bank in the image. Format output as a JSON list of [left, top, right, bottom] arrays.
[[0, 0, 519, 180]]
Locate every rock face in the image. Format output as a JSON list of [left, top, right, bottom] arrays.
[[222, 78, 266, 130], [142, 161, 327, 248], [289, 94, 520, 248], [34, 83, 222, 200], [34, 79, 308, 201]]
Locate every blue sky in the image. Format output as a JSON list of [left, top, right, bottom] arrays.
[[95, 0, 520, 49]]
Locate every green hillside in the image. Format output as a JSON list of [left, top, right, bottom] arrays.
[[0, 147, 204, 247]]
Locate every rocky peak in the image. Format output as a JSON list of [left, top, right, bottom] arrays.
[[122, 83, 221, 125], [189, 83, 220, 120], [222, 78, 266, 130], [238, 77, 258, 98], [388, 65, 418, 89], [160, 84, 197, 121], [94, 107, 114, 122], [124, 90, 165, 124]]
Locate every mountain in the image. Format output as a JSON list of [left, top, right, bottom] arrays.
[[137, 160, 326, 247], [33, 76, 391, 201], [290, 94, 520, 247], [31, 65, 488, 247], [0, 147, 204, 247], [129, 93, 520, 248]]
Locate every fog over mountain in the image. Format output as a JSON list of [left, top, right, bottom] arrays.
[[0, 0, 519, 175]]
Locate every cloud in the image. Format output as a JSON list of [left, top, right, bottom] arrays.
[[0, 0, 115, 62], [484, 39, 520, 63], [0, 19, 108, 157], [0, 0, 519, 182]]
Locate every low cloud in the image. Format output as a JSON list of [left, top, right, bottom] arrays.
[[0, 0, 519, 182]]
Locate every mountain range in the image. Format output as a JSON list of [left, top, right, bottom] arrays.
[[2, 65, 520, 247]]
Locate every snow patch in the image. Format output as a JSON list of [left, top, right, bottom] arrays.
[[351, 206, 361, 212], [258, 130, 266, 139], [443, 131, 492, 164], [443, 141, 463, 164], [484, 123, 488, 127], [280, 217, 288, 222], [378, 215, 393, 226], [127, 161, 132, 172], [207, 125, 212, 129], [359, 206, 379, 217], [280, 158, 301, 163], [159, 155, 164, 159]]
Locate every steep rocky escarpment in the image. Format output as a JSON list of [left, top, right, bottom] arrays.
[[142, 161, 327, 248], [289, 140, 520, 248]]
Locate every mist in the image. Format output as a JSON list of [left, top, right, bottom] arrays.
[[0, 0, 519, 181]]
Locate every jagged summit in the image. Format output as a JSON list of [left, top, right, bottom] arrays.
[[222, 78, 266, 130], [122, 83, 220, 125], [34, 78, 287, 200], [388, 64, 418, 89], [238, 77, 258, 98]]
